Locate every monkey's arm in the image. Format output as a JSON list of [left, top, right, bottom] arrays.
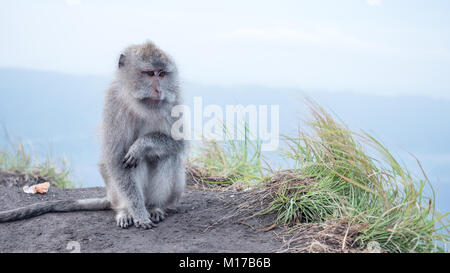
[[122, 132, 184, 168]]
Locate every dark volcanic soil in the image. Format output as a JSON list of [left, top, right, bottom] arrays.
[[0, 171, 282, 253]]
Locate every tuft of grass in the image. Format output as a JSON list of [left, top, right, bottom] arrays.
[[0, 140, 74, 188], [188, 137, 264, 189], [189, 100, 449, 252], [270, 101, 449, 252], [187, 122, 265, 189]]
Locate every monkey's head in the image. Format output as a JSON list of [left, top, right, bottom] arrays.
[[116, 41, 179, 107]]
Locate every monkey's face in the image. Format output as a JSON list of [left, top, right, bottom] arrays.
[[137, 68, 173, 105], [117, 44, 179, 107]]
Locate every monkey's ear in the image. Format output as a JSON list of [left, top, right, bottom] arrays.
[[118, 54, 126, 68]]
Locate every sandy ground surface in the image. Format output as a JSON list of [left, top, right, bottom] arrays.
[[0, 171, 283, 253]]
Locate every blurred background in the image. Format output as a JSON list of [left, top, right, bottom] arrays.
[[0, 0, 449, 211]]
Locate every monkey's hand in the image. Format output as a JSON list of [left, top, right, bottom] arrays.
[[122, 142, 145, 168]]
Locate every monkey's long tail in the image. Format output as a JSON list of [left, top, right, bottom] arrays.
[[0, 197, 110, 223]]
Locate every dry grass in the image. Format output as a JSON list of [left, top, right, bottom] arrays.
[[277, 220, 368, 253], [0, 170, 56, 187], [234, 170, 316, 221], [186, 161, 234, 191]]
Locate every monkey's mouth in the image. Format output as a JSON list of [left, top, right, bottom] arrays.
[[142, 98, 163, 105]]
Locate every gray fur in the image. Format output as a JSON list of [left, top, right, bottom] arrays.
[[0, 198, 110, 222], [0, 41, 186, 228], [100, 41, 185, 229]]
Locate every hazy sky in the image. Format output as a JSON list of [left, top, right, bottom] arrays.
[[1, 0, 450, 97]]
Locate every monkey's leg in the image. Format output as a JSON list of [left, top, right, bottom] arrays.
[[121, 133, 184, 226], [145, 156, 185, 223], [144, 160, 170, 223], [109, 165, 156, 229], [100, 162, 134, 228]]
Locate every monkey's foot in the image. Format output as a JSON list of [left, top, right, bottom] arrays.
[[131, 210, 157, 229], [133, 217, 157, 229], [149, 208, 166, 223], [116, 212, 133, 229]]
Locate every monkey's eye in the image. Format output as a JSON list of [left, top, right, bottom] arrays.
[[142, 71, 155, 77], [158, 71, 166, 77]]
